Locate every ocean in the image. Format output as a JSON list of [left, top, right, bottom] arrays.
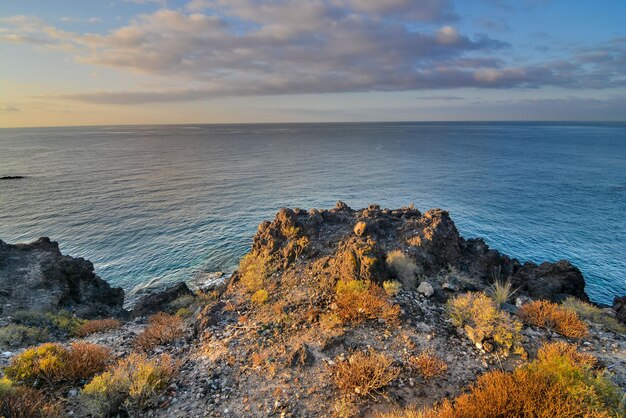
[[0, 122, 624, 305]]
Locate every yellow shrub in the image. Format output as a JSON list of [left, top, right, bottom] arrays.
[[134, 312, 184, 351], [378, 342, 624, 418], [0, 378, 62, 418], [409, 350, 448, 379], [335, 279, 400, 325], [251, 289, 269, 304], [562, 297, 626, 334], [4, 342, 111, 388], [447, 292, 522, 355], [80, 353, 178, 416], [519, 300, 588, 339], [383, 280, 402, 296], [386, 250, 420, 289], [333, 350, 400, 397], [238, 252, 277, 292], [75, 318, 122, 337]]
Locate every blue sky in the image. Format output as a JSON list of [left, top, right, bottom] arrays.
[[1, 0, 625, 126]]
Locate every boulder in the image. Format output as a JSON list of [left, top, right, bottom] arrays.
[[0, 237, 125, 319], [417, 281, 435, 297], [613, 296, 626, 324], [131, 282, 192, 317]]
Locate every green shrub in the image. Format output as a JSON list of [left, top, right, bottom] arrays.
[[562, 297, 626, 334], [13, 310, 86, 336], [80, 353, 178, 416], [251, 289, 269, 304], [168, 294, 196, 311], [386, 250, 420, 289], [0, 324, 49, 348], [383, 280, 402, 296]]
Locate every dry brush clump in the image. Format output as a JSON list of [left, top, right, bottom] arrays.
[[487, 278, 518, 306], [518, 300, 589, 339], [134, 312, 184, 351], [562, 297, 626, 334], [0, 378, 62, 418], [4, 342, 112, 389], [447, 292, 523, 355], [335, 279, 400, 325], [238, 252, 278, 292], [80, 353, 178, 416], [75, 318, 122, 337], [379, 342, 624, 418], [408, 350, 448, 379], [332, 350, 400, 397], [386, 250, 420, 289]]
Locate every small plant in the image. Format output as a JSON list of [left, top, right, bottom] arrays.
[[175, 307, 193, 317], [518, 300, 588, 339], [409, 350, 448, 379], [562, 297, 626, 334], [383, 280, 402, 296], [75, 318, 122, 337], [0, 378, 62, 418], [134, 312, 184, 351], [251, 289, 269, 304], [0, 324, 49, 348], [335, 279, 400, 325], [238, 252, 277, 292], [167, 294, 196, 311], [447, 292, 522, 355], [386, 250, 420, 289], [4, 342, 111, 388], [333, 350, 400, 397], [80, 353, 178, 416], [12, 310, 86, 337], [487, 278, 518, 306]]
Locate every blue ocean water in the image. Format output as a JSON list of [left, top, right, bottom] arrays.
[[0, 122, 624, 305]]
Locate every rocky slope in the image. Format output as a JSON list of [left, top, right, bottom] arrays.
[[1, 203, 624, 417]]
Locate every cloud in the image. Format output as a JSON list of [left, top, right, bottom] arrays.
[[1, 1, 625, 104], [60, 17, 102, 23], [0, 105, 21, 112]]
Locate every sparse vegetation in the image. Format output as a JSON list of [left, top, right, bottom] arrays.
[[562, 297, 626, 334], [0, 378, 62, 418], [168, 294, 196, 311], [518, 300, 589, 339], [379, 342, 624, 418], [386, 250, 420, 289], [332, 350, 400, 397], [0, 324, 49, 348], [5, 342, 111, 388], [251, 289, 269, 304], [75, 318, 122, 337], [383, 280, 402, 296], [134, 312, 184, 351], [487, 278, 518, 306], [12, 310, 86, 337], [447, 292, 522, 355], [335, 279, 400, 325], [408, 350, 448, 379], [238, 252, 277, 292], [80, 353, 178, 416]]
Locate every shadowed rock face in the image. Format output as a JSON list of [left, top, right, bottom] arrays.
[[243, 202, 589, 302], [0, 237, 125, 318]]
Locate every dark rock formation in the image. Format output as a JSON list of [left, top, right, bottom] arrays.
[[0, 237, 125, 318], [613, 296, 626, 324], [248, 204, 590, 302], [131, 282, 192, 318], [0, 175, 25, 180]]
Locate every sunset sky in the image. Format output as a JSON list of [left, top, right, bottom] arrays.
[[1, 0, 625, 127]]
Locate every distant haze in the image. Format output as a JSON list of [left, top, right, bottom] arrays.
[[1, 1, 626, 127]]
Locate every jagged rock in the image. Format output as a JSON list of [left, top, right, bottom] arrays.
[[131, 282, 192, 317], [353, 221, 367, 236], [0, 237, 125, 319], [613, 296, 626, 324], [513, 260, 588, 302], [417, 282, 435, 297]]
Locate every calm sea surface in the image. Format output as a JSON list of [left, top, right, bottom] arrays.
[[0, 122, 624, 305]]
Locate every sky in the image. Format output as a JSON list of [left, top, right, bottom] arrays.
[[1, 0, 625, 127]]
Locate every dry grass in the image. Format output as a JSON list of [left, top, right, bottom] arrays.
[[562, 297, 626, 334], [4, 342, 111, 388], [335, 279, 401, 325], [518, 300, 589, 339], [134, 312, 184, 351], [447, 292, 522, 355], [379, 342, 624, 418], [487, 278, 518, 306], [238, 252, 277, 292], [80, 353, 178, 416], [75, 318, 122, 337], [332, 350, 400, 397], [408, 350, 448, 379], [0, 378, 62, 418], [386, 250, 420, 289]]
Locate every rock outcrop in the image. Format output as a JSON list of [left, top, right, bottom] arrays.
[[0, 237, 125, 318]]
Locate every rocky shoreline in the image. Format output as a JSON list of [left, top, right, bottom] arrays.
[[1, 202, 625, 417]]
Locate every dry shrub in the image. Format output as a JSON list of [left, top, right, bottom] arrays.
[[562, 297, 626, 334], [0, 324, 49, 349], [386, 250, 420, 289], [335, 279, 400, 325], [4, 342, 111, 388], [134, 312, 184, 351], [0, 378, 62, 418], [487, 278, 518, 306], [409, 350, 448, 379], [518, 300, 589, 339], [447, 292, 522, 355], [383, 280, 402, 296], [333, 350, 400, 397], [75, 318, 122, 337], [238, 252, 277, 292], [251, 289, 269, 304], [378, 342, 624, 418], [80, 353, 178, 416]]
